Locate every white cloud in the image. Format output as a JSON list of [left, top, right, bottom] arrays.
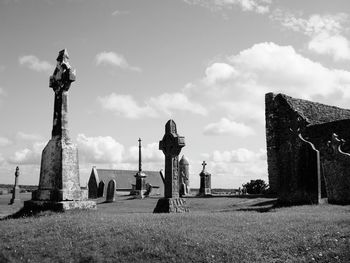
[[0, 136, 12, 146], [188, 42, 350, 114], [19, 55, 53, 72], [308, 34, 350, 61], [0, 153, 5, 165], [211, 148, 266, 163], [148, 92, 207, 116], [184, 0, 271, 14], [199, 148, 268, 188], [124, 142, 164, 163], [204, 63, 237, 85], [95, 51, 141, 72], [77, 133, 124, 164], [271, 11, 350, 61], [98, 92, 207, 119], [184, 42, 350, 136], [112, 10, 130, 16], [98, 93, 158, 119], [16, 132, 43, 141], [9, 142, 44, 165], [204, 118, 255, 136]]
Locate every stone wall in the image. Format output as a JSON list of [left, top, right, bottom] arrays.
[[265, 92, 350, 204]]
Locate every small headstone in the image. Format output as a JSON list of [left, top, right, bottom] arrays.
[[106, 180, 116, 203], [88, 166, 99, 199], [9, 166, 21, 205], [154, 120, 189, 213], [198, 161, 212, 196]]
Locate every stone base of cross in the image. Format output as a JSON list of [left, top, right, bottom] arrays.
[[153, 197, 189, 213]]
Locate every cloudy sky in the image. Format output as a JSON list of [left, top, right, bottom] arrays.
[[1, 0, 350, 188]]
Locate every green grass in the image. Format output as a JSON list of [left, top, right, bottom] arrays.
[[0, 195, 349, 262]]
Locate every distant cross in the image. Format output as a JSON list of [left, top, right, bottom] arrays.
[[138, 138, 142, 172], [202, 161, 207, 171]]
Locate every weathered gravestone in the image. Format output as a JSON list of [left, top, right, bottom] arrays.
[[24, 49, 96, 211], [106, 180, 116, 203], [153, 120, 189, 213], [320, 133, 350, 204], [88, 166, 99, 199], [9, 166, 21, 205], [198, 161, 212, 196], [134, 138, 147, 199], [179, 155, 190, 196]]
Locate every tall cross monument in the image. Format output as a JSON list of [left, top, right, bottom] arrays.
[[153, 120, 189, 213], [134, 138, 147, 199], [24, 49, 96, 211]]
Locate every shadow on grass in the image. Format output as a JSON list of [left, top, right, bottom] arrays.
[[0, 206, 60, 220]]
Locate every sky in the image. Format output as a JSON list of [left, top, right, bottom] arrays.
[[1, 0, 350, 188]]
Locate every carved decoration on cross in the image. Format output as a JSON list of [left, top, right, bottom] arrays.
[[49, 49, 76, 93], [159, 120, 185, 157], [15, 166, 19, 178], [201, 161, 207, 172]]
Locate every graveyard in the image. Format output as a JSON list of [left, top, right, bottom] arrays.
[[0, 48, 349, 262], [1, 1, 350, 262]]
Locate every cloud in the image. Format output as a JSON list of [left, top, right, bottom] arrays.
[[112, 10, 130, 16], [9, 142, 44, 165], [184, 0, 271, 14], [204, 63, 237, 85], [77, 134, 124, 163], [16, 132, 43, 141], [98, 93, 158, 119], [199, 148, 268, 187], [0, 153, 5, 165], [19, 55, 53, 72], [98, 92, 207, 119], [211, 148, 266, 163], [124, 142, 164, 163], [271, 11, 350, 61], [148, 92, 207, 116], [95, 51, 141, 72], [0, 136, 12, 147], [186, 42, 350, 129], [203, 118, 255, 136]]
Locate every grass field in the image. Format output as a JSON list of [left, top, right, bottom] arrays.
[[0, 193, 349, 262]]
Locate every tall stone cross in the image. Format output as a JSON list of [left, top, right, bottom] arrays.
[[49, 49, 76, 140], [159, 120, 185, 198], [135, 138, 147, 198], [138, 138, 142, 172], [24, 49, 96, 211]]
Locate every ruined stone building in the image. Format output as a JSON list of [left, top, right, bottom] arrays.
[[88, 167, 164, 198], [265, 93, 350, 204]]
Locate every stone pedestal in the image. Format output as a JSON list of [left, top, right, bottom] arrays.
[[153, 198, 189, 213], [9, 187, 21, 205], [9, 167, 21, 205], [198, 161, 212, 196]]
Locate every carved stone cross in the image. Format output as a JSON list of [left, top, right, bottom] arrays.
[[159, 120, 185, 198], [202, 161, 207, 171], [49, 49, 76, 140]]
